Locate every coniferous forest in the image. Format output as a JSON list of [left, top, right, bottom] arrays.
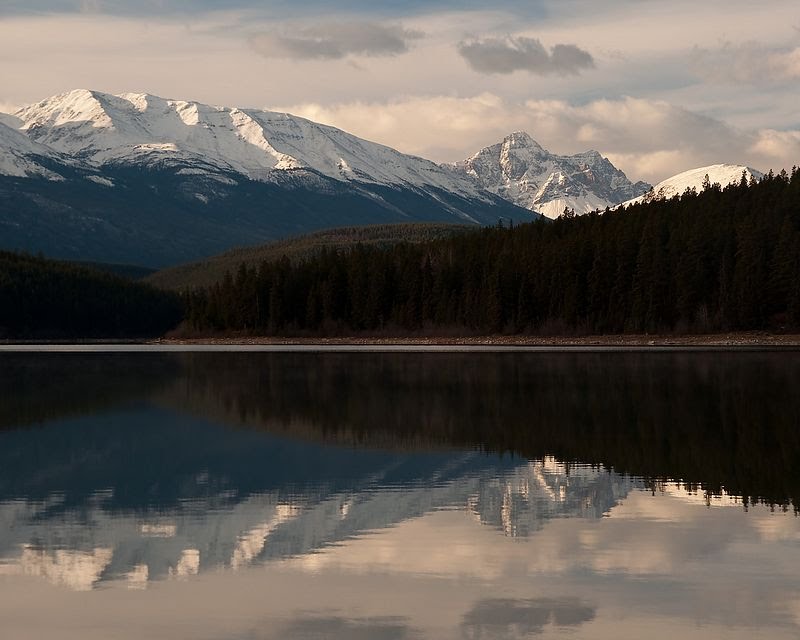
[[185, 168, 800, 336], [0, 252, 182, 339]]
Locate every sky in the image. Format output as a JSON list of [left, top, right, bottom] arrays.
[[1, 0, 799, 183]]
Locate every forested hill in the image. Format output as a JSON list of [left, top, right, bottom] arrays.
[[0, 252, 182, 339], [147, 223, 472, 291], [185, 168, 800, 336]]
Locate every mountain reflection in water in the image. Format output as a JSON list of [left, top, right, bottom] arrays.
[[0, 351, 798, 640]]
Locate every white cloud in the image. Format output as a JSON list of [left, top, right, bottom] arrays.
[[0, 101, 19, 114], [750, 129, 800, 164], [275, 94, 800, 183]]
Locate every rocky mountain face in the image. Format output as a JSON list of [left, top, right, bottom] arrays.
[[454, 131, 652, 219], [0, 90, 534, 267]]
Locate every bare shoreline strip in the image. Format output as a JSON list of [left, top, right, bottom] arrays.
[[3, 333, 800, 353]]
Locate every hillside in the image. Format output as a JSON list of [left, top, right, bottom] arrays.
[[0, 251, 181, 339], [183, 169, 800, 336], [72, 261, 156, 280], [146, 223, 474, 290]]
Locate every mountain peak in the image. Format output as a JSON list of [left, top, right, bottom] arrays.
[[457, 135, 651, 219], [503, 131, 543, 149], [16, 88, 117, 132]]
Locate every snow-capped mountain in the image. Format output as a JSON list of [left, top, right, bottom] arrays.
[[0, 118, 65, 181], [619, 164, 763, 207], [0, 89, 533, 266], [14, 89, 490, 199], [454, 132, 652, 219]]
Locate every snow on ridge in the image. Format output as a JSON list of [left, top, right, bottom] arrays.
[[619, 164, 763, 208], [9, 89, 489, 199], [16, 89, 116, 131], [0, 120, 65, 180], [86, 175, 114, 187], [455, 131, 651, 219]]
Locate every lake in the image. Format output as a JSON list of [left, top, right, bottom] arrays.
[[1, 350, 799, 639]]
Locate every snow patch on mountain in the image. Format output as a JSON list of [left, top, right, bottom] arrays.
[[0, 120, 65, 181], [619, 164, 764, 207], [454, 132, 651, 219], [13, 89, 493, 201], [86, 175, 114, 187], [536, 194, 610, 220]]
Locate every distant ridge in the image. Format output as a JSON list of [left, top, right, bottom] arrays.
[[619, 164, 764, 207], [146, 223, 474, 290]]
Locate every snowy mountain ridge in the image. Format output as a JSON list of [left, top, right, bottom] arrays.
[[619, 164, 764, 208], [453, 131, 653, 219], [12, 89, 489, 200], [0, 90, 770, 266], [0, 119, 66, 181], [0, 89, 537, 266], [2, 90, 765, 218]]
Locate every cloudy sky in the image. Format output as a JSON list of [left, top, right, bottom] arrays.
[[1, 0, 799, 182]]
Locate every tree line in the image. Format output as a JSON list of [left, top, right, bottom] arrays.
[[0, 251, 182, 339], [185, 168, 800, 335]]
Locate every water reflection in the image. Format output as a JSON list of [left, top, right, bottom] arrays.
[[0, 352, 798, 639], [264, 615, 423, 640], [461, 599, 596, 638], [0, 406, 637, 590]]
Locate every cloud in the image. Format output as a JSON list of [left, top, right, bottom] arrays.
[[80, 0, 105, 12], [257, 615, 421, 640], [274, 94, 800, 183], [457, 36, 594, 75], [0, 0, 549, 19], [692, 42, 800, 84], [249, 22, 423, 60], [461, 598, 596, 636], [0, 101, 20, 115]]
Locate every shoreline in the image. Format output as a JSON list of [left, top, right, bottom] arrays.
[[3, 332, 800, 351], [152, 332, 800, 347]]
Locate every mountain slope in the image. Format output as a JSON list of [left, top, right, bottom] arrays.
[[0, 165, 533, 268], [454, 132, 651, 219], [1, 90, 535, 267], [0, 119, 65, 181], [619, 164, 763, 207]]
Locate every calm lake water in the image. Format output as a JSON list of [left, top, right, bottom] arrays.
[[1, 350, 799, 639]]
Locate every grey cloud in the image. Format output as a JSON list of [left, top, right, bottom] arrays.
[[249, 22, 424, 61], [458, 36, 594, 75], [461, 598, 596, 637], [691, 42, 800, 84], [1, 0, 549, 18]]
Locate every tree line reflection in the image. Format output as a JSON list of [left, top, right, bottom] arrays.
[[2, 351, 799, 509]]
